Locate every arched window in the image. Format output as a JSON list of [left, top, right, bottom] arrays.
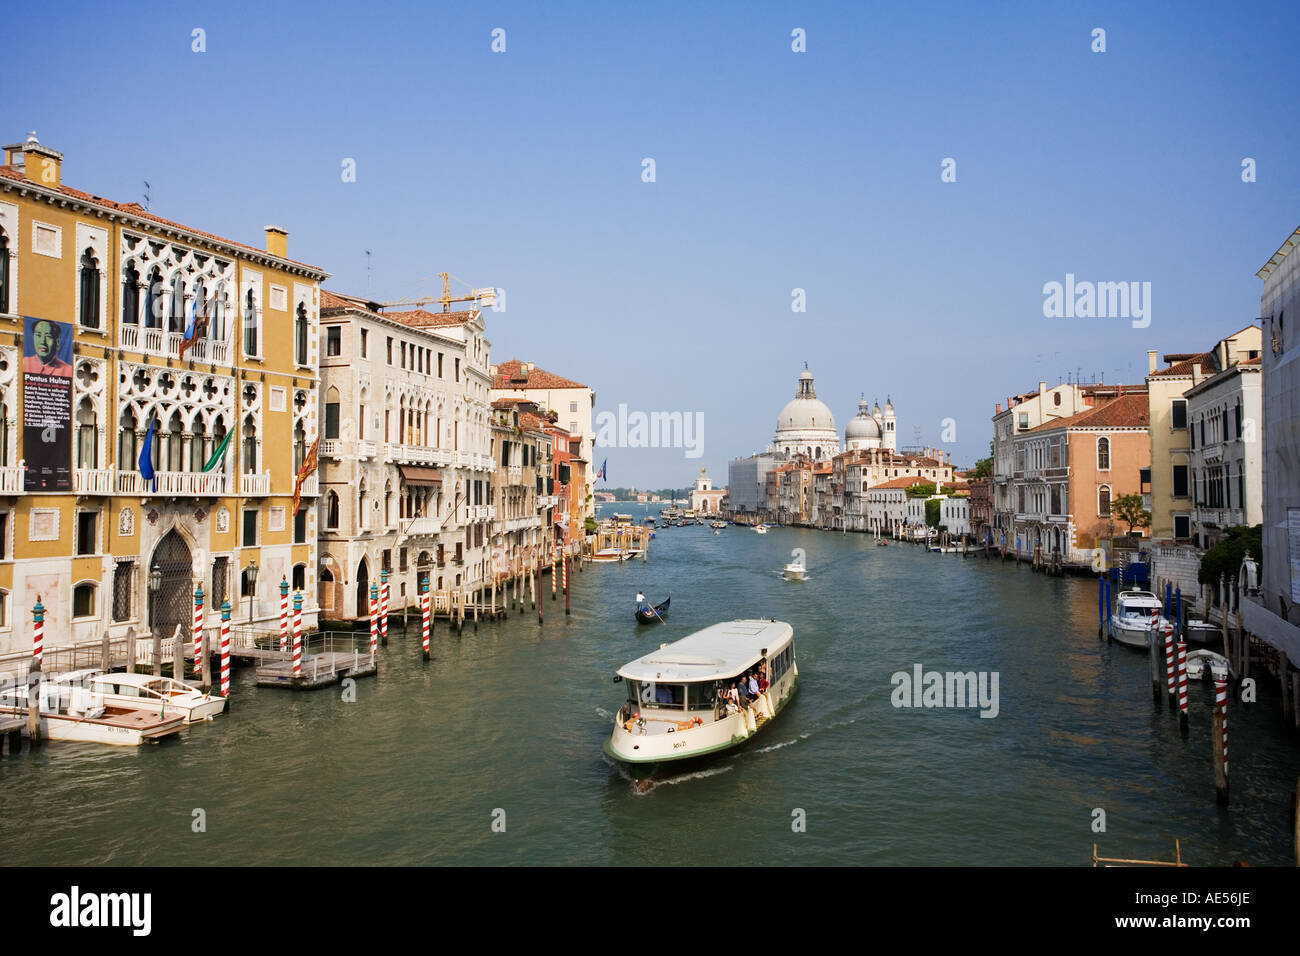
[[73, 582, 97, 618], [210, 417, 228, 472], [385, 478, 394, 525], [243, 288, 258, 356], [326, 490, 340, 529], [242, 416, 257, 474], [167, 414, 184, 471], [76, 398, 97, 468], [325, 386, 340, 439], [0, 228, 10, 314], [121, 260, 139, 325], [293, 420, 306, 472], [79, 248, 101, 329], [119, 407, 137, 467], [209, 280, 226, 341], [292, 563, 306, 592], [169, 272, 186, 333], [190, 418, 207, 472], [1097, 437, 1110, 471], [0, 401, 8, 467], [358, 479, 369, 530], [144, 267, 163, 329], [295, 303, 308, 366], [1098, 484, 1112, 517]]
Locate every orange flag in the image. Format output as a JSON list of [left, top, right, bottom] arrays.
[[291, 437, 320, 517]]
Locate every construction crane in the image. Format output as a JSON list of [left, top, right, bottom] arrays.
[[383, 272, 496, 313]]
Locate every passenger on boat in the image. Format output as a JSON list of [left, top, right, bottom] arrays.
[[747, 673, 759, 698]]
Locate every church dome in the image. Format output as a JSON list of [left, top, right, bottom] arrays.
[[845, 398, 882, 441], [773, 366, 840, 459], [777, 396, 836, 432]]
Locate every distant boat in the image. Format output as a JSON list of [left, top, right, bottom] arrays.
[[635, 596, 670, 624], [782, 561, 806, 581], [753, 524, 769, 534], [711, 521, 725, 529], [590, 548, 633, 562]]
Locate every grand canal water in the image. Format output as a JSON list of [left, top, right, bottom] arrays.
[[3, 504, 1298, 866]]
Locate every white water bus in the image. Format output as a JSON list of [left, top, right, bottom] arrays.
[[604, 619, 799, 778]]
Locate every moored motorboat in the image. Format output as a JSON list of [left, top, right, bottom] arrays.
[[1186, 649, 1232, 682], [1184, 620, 1222, 645], [0, 670, 185, 745], [87, 670, 225, 722], [1108, 590, 1169, 648], [635, 594, 670, 624], [605, 619, 798, 779], [590, 548, 633, 562]]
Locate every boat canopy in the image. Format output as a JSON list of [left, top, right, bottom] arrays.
[[617, 619, 793, 683], [1117, 591, 1162, 608]]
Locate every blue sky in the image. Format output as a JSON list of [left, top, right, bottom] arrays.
[[7, 1, 1298, 488]]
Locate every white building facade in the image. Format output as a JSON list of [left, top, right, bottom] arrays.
[[1186, 360, 1262, 550]]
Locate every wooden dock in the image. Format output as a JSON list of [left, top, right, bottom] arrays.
[[0, 715, 24, 756], [252, 632, 378, 690]]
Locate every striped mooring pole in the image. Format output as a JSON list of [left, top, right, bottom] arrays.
[[380, 568, 389, 647], [279, 577, 290, 653], [1213, 678, 1229, 805], [1176, 639, 1189, 733], [564, 554, 571, 616], [32, 596, 44, 669], [219, 600, 232, 699], [292, 591, 303, 678], [193, 585, 205, 676], [1163, 622, 1177, 710], [421, 581, 431, 660], [369, 583, 379, 659], [551, 545, 557, 599]]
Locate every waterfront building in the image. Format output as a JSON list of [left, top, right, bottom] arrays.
[[689, 467, 726, 515], [489, 400, 553, 586], [774, 367, 839, 461], [810, 462, 833, 528], [866, 476, 916, 535], [316, 290, 494, 619], [1010, 393, 1150, 565], [1186, 352, 1262, 550], [0, 133, 327, 654], [490, 359, 594, 520], [968, 476, 993, 541], [544, 420, 583, 545], [1245, 225, 1300, 668], [1144, 327, 1261, 545], [940, 493, 971, 536], [834, 447, 955, 532], [843, 396, 897, 453], [726, 452, 782, 522]]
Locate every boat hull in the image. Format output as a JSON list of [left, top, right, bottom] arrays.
[[1108, 617, 1168, 648], [604, 668, 799, 774]]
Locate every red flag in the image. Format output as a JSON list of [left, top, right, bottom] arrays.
[[291, 437, 320, 517]]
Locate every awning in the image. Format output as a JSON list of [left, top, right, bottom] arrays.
[[399, 466, 443, 486]]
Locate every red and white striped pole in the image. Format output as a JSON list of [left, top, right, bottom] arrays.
[[1176, 639, 1189, 731], [1163, 622, 1176, 710], [292, 591, 303, 678], [32, 596, 44, 669], [279, 577, 290, 653], [369, 583, 379, 659], [551, 545, 557, 598], [380, 568, 389, 647], [192, 585, 204, 676], [1213, 678, 1229, 805], [421, 580, 431, 660], [219, 600, 232, 698]]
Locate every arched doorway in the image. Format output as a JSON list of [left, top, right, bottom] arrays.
[[319, 566, 335, 616], [355, 558, 369, 619], [150, 529, 193, 639]]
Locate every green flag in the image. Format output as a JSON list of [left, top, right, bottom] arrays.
[[202, 430, 234, 473]]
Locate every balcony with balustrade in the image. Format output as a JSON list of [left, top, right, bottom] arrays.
[[321, 439, 343, 459], [0, 466, 23, 493], [74, 468, 116, 495], [357, 440, 377, 460], [241, 472, 271, 497], [118, 325, 231, 366], [403, 516, 443, 537], [299, 474, 319, 497], [117, 470, 231, 496]]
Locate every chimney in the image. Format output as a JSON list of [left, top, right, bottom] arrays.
[[1147, 350, 1158, 374], [264, 226, 288, 258], [1039, 381, 1046, 399], [995, 403, 1002, 414], [4, 131, 63, 186]]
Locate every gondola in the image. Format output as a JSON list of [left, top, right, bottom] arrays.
[[635, 596, 670, 624]]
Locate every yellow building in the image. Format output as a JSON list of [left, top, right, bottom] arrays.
[[0, 132, 328, 655], [1145, 325, 1262, 543]]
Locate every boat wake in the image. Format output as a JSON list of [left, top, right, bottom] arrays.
[[633, 765, 734, 794]]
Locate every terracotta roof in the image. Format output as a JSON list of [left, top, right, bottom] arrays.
[[0, 165, 326, 273], [1024, 393, 1149, 432], [492, 359, 588, 390], [1149, 351, 1215, 378], [871, 476, 931, 490], [1239, 356, 1261, 366], [385, 308, 479, 329], [321, 289, 381, 314]]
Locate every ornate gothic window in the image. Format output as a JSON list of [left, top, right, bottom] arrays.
[[242, 415, 257, 474], [79, 248, 101, 329], [169, 272, 186, 333], [76, 398, 97, 468], [295, 303, 308, 366], [121, 261, 140, 325], [0, 229, 10, 314], [243, 289, 258, 356], [144, 267, 163, 329]]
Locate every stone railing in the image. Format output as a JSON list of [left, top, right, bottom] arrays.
[[74, 468, 116, 494], [0, 466, 24, 493], [118, 470, 230, 496], [241, 472, 271, 497], [119, 324, 230, 365]]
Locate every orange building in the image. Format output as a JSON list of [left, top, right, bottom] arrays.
[[1012, 393, 1150, 564]]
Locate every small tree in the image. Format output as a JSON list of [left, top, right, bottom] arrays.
[[970, 456, 993, 479], [1112, 494, 1150, 534], [906, 482, 936, 498], [924, 498, 941, 528]]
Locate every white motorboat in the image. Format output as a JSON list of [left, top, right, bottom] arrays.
[[753, 524, 769, 534], [604, 619, 798, 779], [783, 553, 807, 581], [1186, 649, 1231, 682], [1108, 590, 1169, 648], [1184, 620, 1222, 645], [0, 670, 184, 745], [87, 671, 225, 722], [589, 548, 633, 562]]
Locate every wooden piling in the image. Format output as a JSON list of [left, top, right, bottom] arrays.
[[152, 629, 162, 677], [1148, 618, 1163, 706], [564, 556, 571, 616], [125, 626, 137, 676], [171, 624, 184, 680], [26, 660, 40, 743], [100, 631, 111, 672]]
